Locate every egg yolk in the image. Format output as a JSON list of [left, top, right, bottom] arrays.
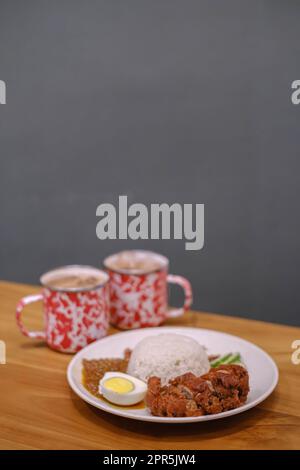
[[103, 377, 135, 394]]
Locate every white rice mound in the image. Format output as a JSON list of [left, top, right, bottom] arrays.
[[127, 333, 210, 385]]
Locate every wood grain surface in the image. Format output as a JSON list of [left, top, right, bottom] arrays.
[[0, 280, 299, 450]]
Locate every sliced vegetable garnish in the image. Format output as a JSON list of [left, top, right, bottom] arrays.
[[226, 353, 241, 364], [210, 353, 232, 367], [210, 353, 242, 367]]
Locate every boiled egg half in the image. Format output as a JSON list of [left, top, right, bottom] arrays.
[[99, 372, 147, 406]]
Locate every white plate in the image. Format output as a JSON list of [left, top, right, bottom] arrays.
[[67, 326, 279, 423]]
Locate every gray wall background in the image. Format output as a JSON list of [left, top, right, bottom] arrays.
[[1, 1, 300, 326]]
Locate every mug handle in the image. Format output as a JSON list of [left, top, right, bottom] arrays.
[[16, 294, 46, 340], [166, 274, 193, 318]]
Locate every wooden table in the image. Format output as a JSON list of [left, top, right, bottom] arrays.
[[0, 280, 299, 450]]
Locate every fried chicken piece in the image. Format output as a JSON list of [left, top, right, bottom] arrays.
[[146, 364, 249, 417], [147, 377, 203, 417], [201, 364, 249, 403]]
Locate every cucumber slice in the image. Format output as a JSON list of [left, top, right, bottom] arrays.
[[210, 352, 241, 367], [226, 353, 241, 364], [210, 353, 232, 367]]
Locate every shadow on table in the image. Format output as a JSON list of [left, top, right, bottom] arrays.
[[20, 341, 47, 349], [70, 390, 277, 443]]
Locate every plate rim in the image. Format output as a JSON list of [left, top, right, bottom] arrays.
[[67, 326, 279, 423]]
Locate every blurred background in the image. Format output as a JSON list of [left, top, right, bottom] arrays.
[[1, 1, 300, 325]]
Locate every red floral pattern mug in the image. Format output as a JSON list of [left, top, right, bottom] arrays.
[[16, 265, 110, 353], [103, 250, 193, 329]]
